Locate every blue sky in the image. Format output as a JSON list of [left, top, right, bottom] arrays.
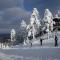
[[24, 0, 60, 16], [0, 0, 60, 33]]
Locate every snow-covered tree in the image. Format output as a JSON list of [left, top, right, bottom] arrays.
[[11, 29, 16, 42], [43, 9, 53, 32], [27, 8, 41, 39], [30, 8, 41, 28], [55, 10, 60, 18], [55, 14, 58, 18], [21, 20, 27, 28], [43, 9, 54, 39], [57, 10, 60, 17], [20, 20, 28, 45]]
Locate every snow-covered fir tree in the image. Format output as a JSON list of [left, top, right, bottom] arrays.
[[43, 9, 54, 39], [21, 20, 27, 28], [11, 29, 16, 42], [20, 20, 28, 45], [30, 8, 41, 28], [27, 8, 41, 39], [55, 10, 60, 18], [43, 9, 53, 32], [23, 8, 41, 45], [57, 10, 60, 17]]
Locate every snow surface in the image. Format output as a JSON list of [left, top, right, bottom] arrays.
[[0, 31, 60, 60], [0, 47, 60, 60]]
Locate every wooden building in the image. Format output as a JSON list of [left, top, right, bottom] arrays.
[[53, 17, 60, 30]]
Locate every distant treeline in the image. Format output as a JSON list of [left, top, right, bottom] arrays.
[[0, 33, 24, 45]]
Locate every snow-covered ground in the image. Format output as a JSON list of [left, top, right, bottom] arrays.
[[0, 31, 60, 60], [0, 47, 60, 60], [23, 31, 60, 48], [0, 31, 60, 49]]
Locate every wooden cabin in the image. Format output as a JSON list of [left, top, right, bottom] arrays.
[[53, 17, 60, 30]]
